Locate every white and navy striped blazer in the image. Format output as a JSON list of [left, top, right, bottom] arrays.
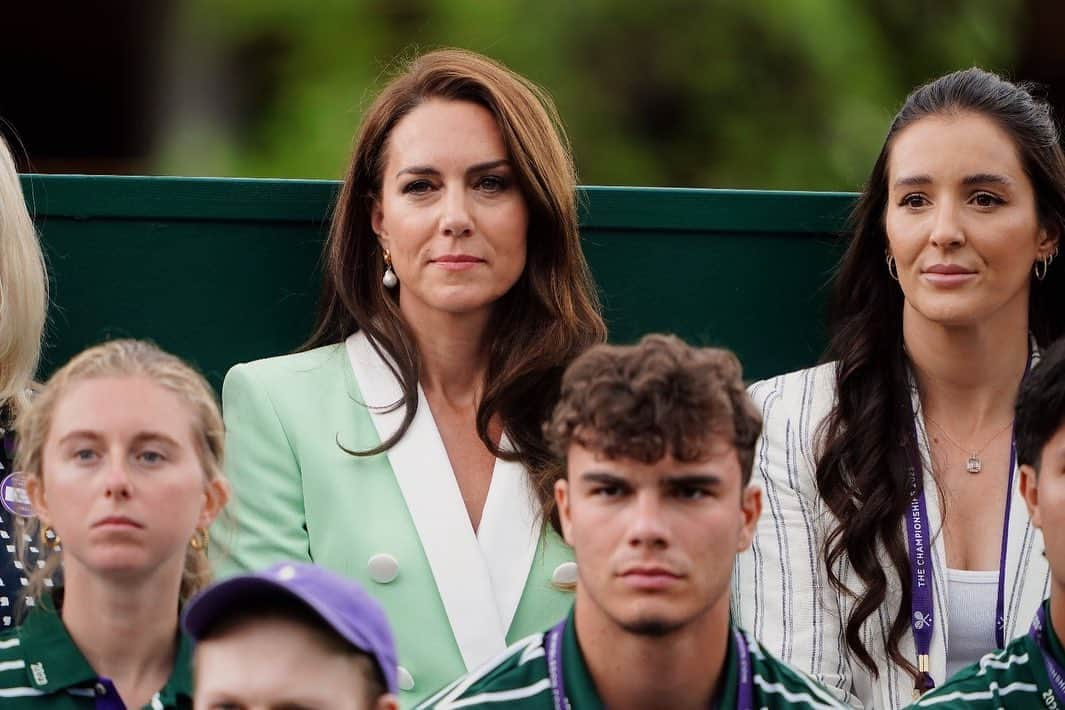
[[732, 361, 1049, 709]]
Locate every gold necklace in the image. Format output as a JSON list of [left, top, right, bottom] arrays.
[[923, 415, 1014, 474]]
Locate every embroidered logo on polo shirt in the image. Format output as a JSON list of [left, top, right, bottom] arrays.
[[30, 661, 46, 686]]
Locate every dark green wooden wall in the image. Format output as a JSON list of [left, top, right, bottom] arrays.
[[21, 175, 855, 387]]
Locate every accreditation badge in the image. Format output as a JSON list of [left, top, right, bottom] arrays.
[[0, 472, 34, 518]]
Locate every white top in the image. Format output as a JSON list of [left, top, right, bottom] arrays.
[[945, 567, 1000, 682], [734, 361, 1050, 709]]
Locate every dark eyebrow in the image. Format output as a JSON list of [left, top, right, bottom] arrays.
[[467, 158, 510, 173], [396, 165, 439, 179], [580, 471, 627, 486], [893, 173, 1015, 189], [962, 172, 1013, 187], [578, 471, 724, 488], [893, 174, 932, 189], [396, 159, 510, 180], [663, 474, 723, 488]]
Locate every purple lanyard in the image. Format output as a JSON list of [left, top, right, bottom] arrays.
[[905, 347, 1031, 696], [903, 462, 937, 695], [545, 620, 753, 710], [547, 620, 568, 710], [731, 627, 754, 710], [1029, 606, 1065, 707]]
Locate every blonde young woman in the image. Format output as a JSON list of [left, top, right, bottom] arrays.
[[0, 134, 48, 625], [218, 48, 605, 705], [0, 340, 229, 708]]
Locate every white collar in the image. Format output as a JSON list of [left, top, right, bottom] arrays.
[[345, 330, 543, 670]]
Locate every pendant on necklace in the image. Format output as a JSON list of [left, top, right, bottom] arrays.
[[966, 455, 982, 474]]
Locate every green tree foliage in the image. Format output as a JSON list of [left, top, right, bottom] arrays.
[[160, 0, 1020, 190]]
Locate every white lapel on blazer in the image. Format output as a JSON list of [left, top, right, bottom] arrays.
[[476, 439, 543, 633], [346, 331, 507, 670]]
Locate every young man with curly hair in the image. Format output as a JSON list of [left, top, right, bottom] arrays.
[[419, 334, 844, 709]]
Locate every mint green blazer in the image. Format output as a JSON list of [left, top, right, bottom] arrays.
[[213, 332, 575, 707]]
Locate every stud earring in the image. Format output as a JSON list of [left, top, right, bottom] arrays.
[[382, 250, 398, 289]]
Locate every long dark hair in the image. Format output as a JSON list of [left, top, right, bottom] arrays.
[[305, 49, 606, 527], [819, 67, 1065, 680]]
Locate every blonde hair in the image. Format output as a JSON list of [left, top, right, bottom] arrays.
[[15, 339, 226, 603], [0, 135, 47, 416]]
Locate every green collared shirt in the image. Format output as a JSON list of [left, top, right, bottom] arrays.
[[0, 594, 193, 709], [553, 608, 743, 709], [910, 599, 1065, 709], [417, 608, 845, 709]]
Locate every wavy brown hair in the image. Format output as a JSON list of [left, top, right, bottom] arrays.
[[819, 68, 1065, 681], [305, 49, 605, 527], [546, 334, 762, 486]]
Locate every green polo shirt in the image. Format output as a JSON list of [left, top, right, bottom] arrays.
[[910, 600, 1065, 709], [417, 609, 845, 709], [0, 595, 192, 708]]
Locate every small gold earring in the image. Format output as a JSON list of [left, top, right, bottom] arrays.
[[42, 526, 61, 549], [189, 527, 209, 553]]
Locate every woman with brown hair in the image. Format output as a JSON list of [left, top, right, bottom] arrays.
[[734, 68, 1064, 708], [217, 48, 605, 706]]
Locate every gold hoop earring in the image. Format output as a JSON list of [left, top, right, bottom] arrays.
[[885, 252, 899, 281], [189, 527, 209, 554], [42, 526, 61, 549]]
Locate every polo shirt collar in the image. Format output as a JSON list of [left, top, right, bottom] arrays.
[[713, 626, 739, 709], [19, 596, 96, 693], [18, 593, 193, 705], [561, 609, 740, 710], [561, 609, 602, 709], [154, 633, 194, 707], [1024, 599, 1065, 698]]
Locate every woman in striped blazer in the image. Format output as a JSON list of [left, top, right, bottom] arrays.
[[734, 68, 1065, 709]]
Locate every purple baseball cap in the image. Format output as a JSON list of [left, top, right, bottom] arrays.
[[182, 562, 398, 694]]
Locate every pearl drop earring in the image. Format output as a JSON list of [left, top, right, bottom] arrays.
[[382, 250, 398, 289]]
